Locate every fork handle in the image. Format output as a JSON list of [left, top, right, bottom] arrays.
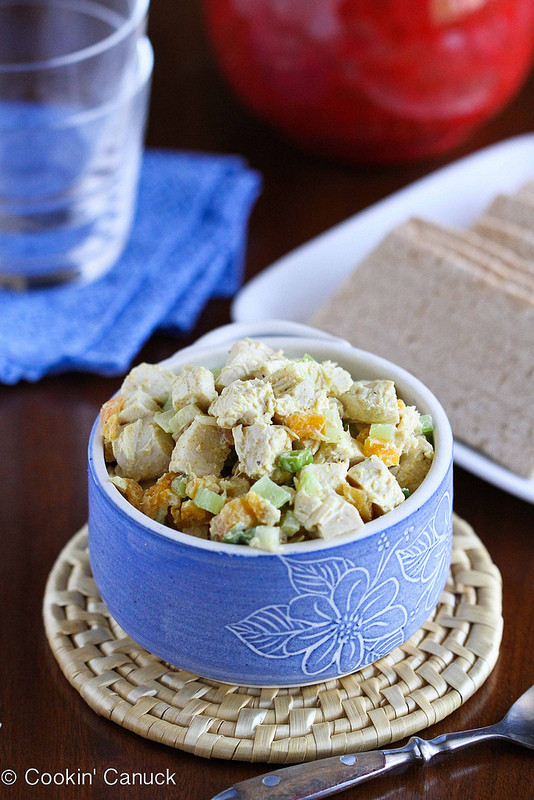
[[228, 727, 499, 800], [229, 747, 412, 800]]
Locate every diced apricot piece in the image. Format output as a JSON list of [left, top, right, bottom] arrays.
[[180, 500, 213, 524], [339, 483, 373, 523], [355, 426, 370, 446], [362, 438, 400, 467], [285, 412, 326, 440], [100, 395, 125, 442], [142, 472, 180, 519], [111, 476, 144, 510], [246, 491, 279, 525], [210, 495, 257, 539]]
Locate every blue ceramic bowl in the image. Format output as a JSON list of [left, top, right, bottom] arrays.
[[88, 321, 453, 687]]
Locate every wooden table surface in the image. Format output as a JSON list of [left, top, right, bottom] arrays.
[[1, 2, 534, 799]]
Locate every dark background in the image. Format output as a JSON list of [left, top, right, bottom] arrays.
[[1, 1, 533, 798]]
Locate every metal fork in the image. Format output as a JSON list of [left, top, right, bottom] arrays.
[[211, 684, 534, 800]]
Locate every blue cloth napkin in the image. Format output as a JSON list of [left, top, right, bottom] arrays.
[[0, 149, 261, 384]]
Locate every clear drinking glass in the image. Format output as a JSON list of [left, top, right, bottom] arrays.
[[0, 0, 152, 288]]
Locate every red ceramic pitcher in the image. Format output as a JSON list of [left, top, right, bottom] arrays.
[[204, 0, 534, 162]]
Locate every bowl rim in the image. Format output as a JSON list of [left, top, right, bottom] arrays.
[[89, 327, 453, 557]]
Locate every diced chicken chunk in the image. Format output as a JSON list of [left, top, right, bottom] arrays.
[[120, 363, 174, 404], [295, 360, 353, 396], [185, 474, 222, 498], [171, 365, 217, 411], [320, 361, 354, 396], [313, 495, 364, 539], [293, 490, 322, 523], [275, 385, 328, 420], [341, 380, 400, 424], [252, 359, 296, 382], [294, 491, 363, 539], [348, 455, 405, 514], [220, 475, 251, 498], [315, 428, 365, 465], [394, 402, 421, 454], [233, 423, 292, 479], [391, 436, 434, 494], [297, 462, 349, 496], [118, 389, 159, 424], [216, 339, 280, 388], [291, 439, 321, 458], [113, 419, 173, 481], [209, 379, 274, 427], [169, 417, 230, 476], [266, 362, 305, 396]]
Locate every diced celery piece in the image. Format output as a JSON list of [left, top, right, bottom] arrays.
[[161, 393, 174, 412], [211, 367, 222, 380], [251, 475, 292, 508], [419, 414, 434, 436], [193, 487, 225, 515], [154, 409, 177, 434], [300, 354, 315, 362], [155, 509, 167, 524], [280, 510, 301, 537], [195, 414, 218, 426], [171, 476, 188, 498], [277, 448, 313, 473], [249, 526, 282, 552], [322, 408, 344, 443], [296, 468, 322, 496], [155, 404, 201, 436], [169, 403, 202, 436], [369, 423, 395, 441], [223, 526, 255, 545]]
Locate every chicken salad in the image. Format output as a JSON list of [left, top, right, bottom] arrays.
[[101, 339, 435, 551]]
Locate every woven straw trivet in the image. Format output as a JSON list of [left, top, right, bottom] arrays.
[[43, 514, 502, 764]]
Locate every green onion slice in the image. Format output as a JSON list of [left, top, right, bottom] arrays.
[[223, 526, 255, 545], [277, 448, 313, 473]]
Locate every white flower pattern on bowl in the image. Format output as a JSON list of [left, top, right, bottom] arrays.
[[227, 491, 452, 676], [396, 492, 452, 613]]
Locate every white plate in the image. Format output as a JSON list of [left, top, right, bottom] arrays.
[[232, 134, 534, 504]]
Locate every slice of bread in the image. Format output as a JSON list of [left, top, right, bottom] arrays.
[[514, 181, 534, 202], [473, 215, 534, 262], [403, 217, 534, 296], [479, 193, 534, 229], [310, 224, 534, 478]]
